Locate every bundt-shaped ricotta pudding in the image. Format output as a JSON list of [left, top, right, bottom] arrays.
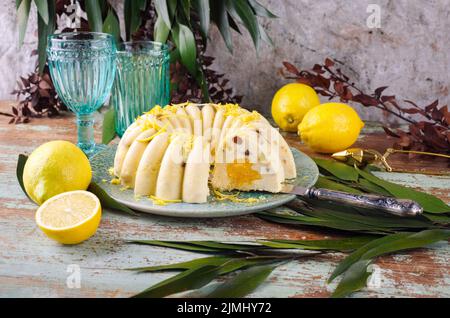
[[113, 103, 296, 204]]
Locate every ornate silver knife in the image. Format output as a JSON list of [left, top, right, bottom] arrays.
[[285, 186, 423, 217]]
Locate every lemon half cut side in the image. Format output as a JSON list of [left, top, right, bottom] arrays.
[[35, 190, 101, 245]]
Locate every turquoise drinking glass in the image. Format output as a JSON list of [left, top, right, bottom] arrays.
[[47, 32, 116, 155], [111, 41, 170, 136]]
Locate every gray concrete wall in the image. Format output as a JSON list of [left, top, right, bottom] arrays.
[[1, 0, 449, 122]]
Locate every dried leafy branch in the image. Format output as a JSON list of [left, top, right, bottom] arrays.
[[7, 63, 67, 124], [281, 58, 450, 155], [3, 0, 91, 123]]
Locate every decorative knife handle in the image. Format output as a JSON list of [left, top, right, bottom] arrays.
[[306, 188, 423, 217]]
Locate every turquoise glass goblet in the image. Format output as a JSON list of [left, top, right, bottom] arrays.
[[47, 32, 116, 155]]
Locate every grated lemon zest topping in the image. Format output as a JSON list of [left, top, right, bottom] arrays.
[[221, 103, 246, 117], [137, 124, 168, 142], [239, 111, 262, 124], [171, 101, 190, 108], [163, 105, 179, 113], [146, 105, 164, 116], [146, 106, 182, 121], [212, 188, 260, 204], [110, 178, 120, 185], [149, 195, 182, 206], [137, 115, 162, 132]]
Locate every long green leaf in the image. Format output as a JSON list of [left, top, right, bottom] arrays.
[[361, 229, 450, 260], [194, 0, 210, 37], [228, 0, 260, 49], [313, 158, 359, 181], [178, 0, 191, 25], [128, 256, 231, 272], [101, 107, 116, 145], [16, 154, 31, 201], [217, 257, 281, 275], [331, 229, 450, 297], [258, 211, 389, 235], [154, 15, 170, 43], [85, 0, 103, 32], [319, 174, 391, 196], [205, 264, 276, 298], [331, 259, 372, 298], [173, 22, 198, 75], [258, 22, 273, 46], [227, 12, 242, 34], [263, 197, 436, 234], [328, 232, 409, 283], [37, 0, 54, 74], [129, 255, 281, 275], [424, 213, 450, 225], [154, 16, 170, 43], [315, 176, 363, 195], [285, 202, 398, 231], [133, 265, 221, 298], [154, 0, 172, 28], [186, 241, 261, 251], [34, 0, 48, 24], [126, 0, 147, 39], [124, 0, 132, 40], [211, 0, 233, 53], [248, 0, 277, 18], [265, 236, 378, 252], [87, 182, 137, 216], [294, 200, 433, 230], [102, 10, 121, 43], [357, 178, 391, 196], [98, 0, 109, 17], [357, 167, 450, 214], [329, 229, 450, 284], [129, 240, 227, 253], [128, 240, 263, 253], [196, 67, 211, 102], [37, 11, 46, 75], [130, 237, 380, 255], [17, 0, 31, 47]]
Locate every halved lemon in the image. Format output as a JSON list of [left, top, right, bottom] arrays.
[[35, 190, 101, 244]]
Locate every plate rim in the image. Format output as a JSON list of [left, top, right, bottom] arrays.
[[111, 194, 298, 218]]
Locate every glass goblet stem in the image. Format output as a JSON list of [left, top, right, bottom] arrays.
[[76, 113, 96, 155]]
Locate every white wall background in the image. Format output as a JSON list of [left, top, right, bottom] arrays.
[[1, 0, 449, 122]]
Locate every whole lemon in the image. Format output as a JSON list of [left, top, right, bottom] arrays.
[[272, 83, 320, 132], [23, 141, 92, 205], [298, 103, 365, 153]]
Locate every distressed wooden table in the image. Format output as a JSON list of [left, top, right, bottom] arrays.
[[0, 100, 449, 298]]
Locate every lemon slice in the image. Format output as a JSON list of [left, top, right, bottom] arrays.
[[35, 190, 101, 244]]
